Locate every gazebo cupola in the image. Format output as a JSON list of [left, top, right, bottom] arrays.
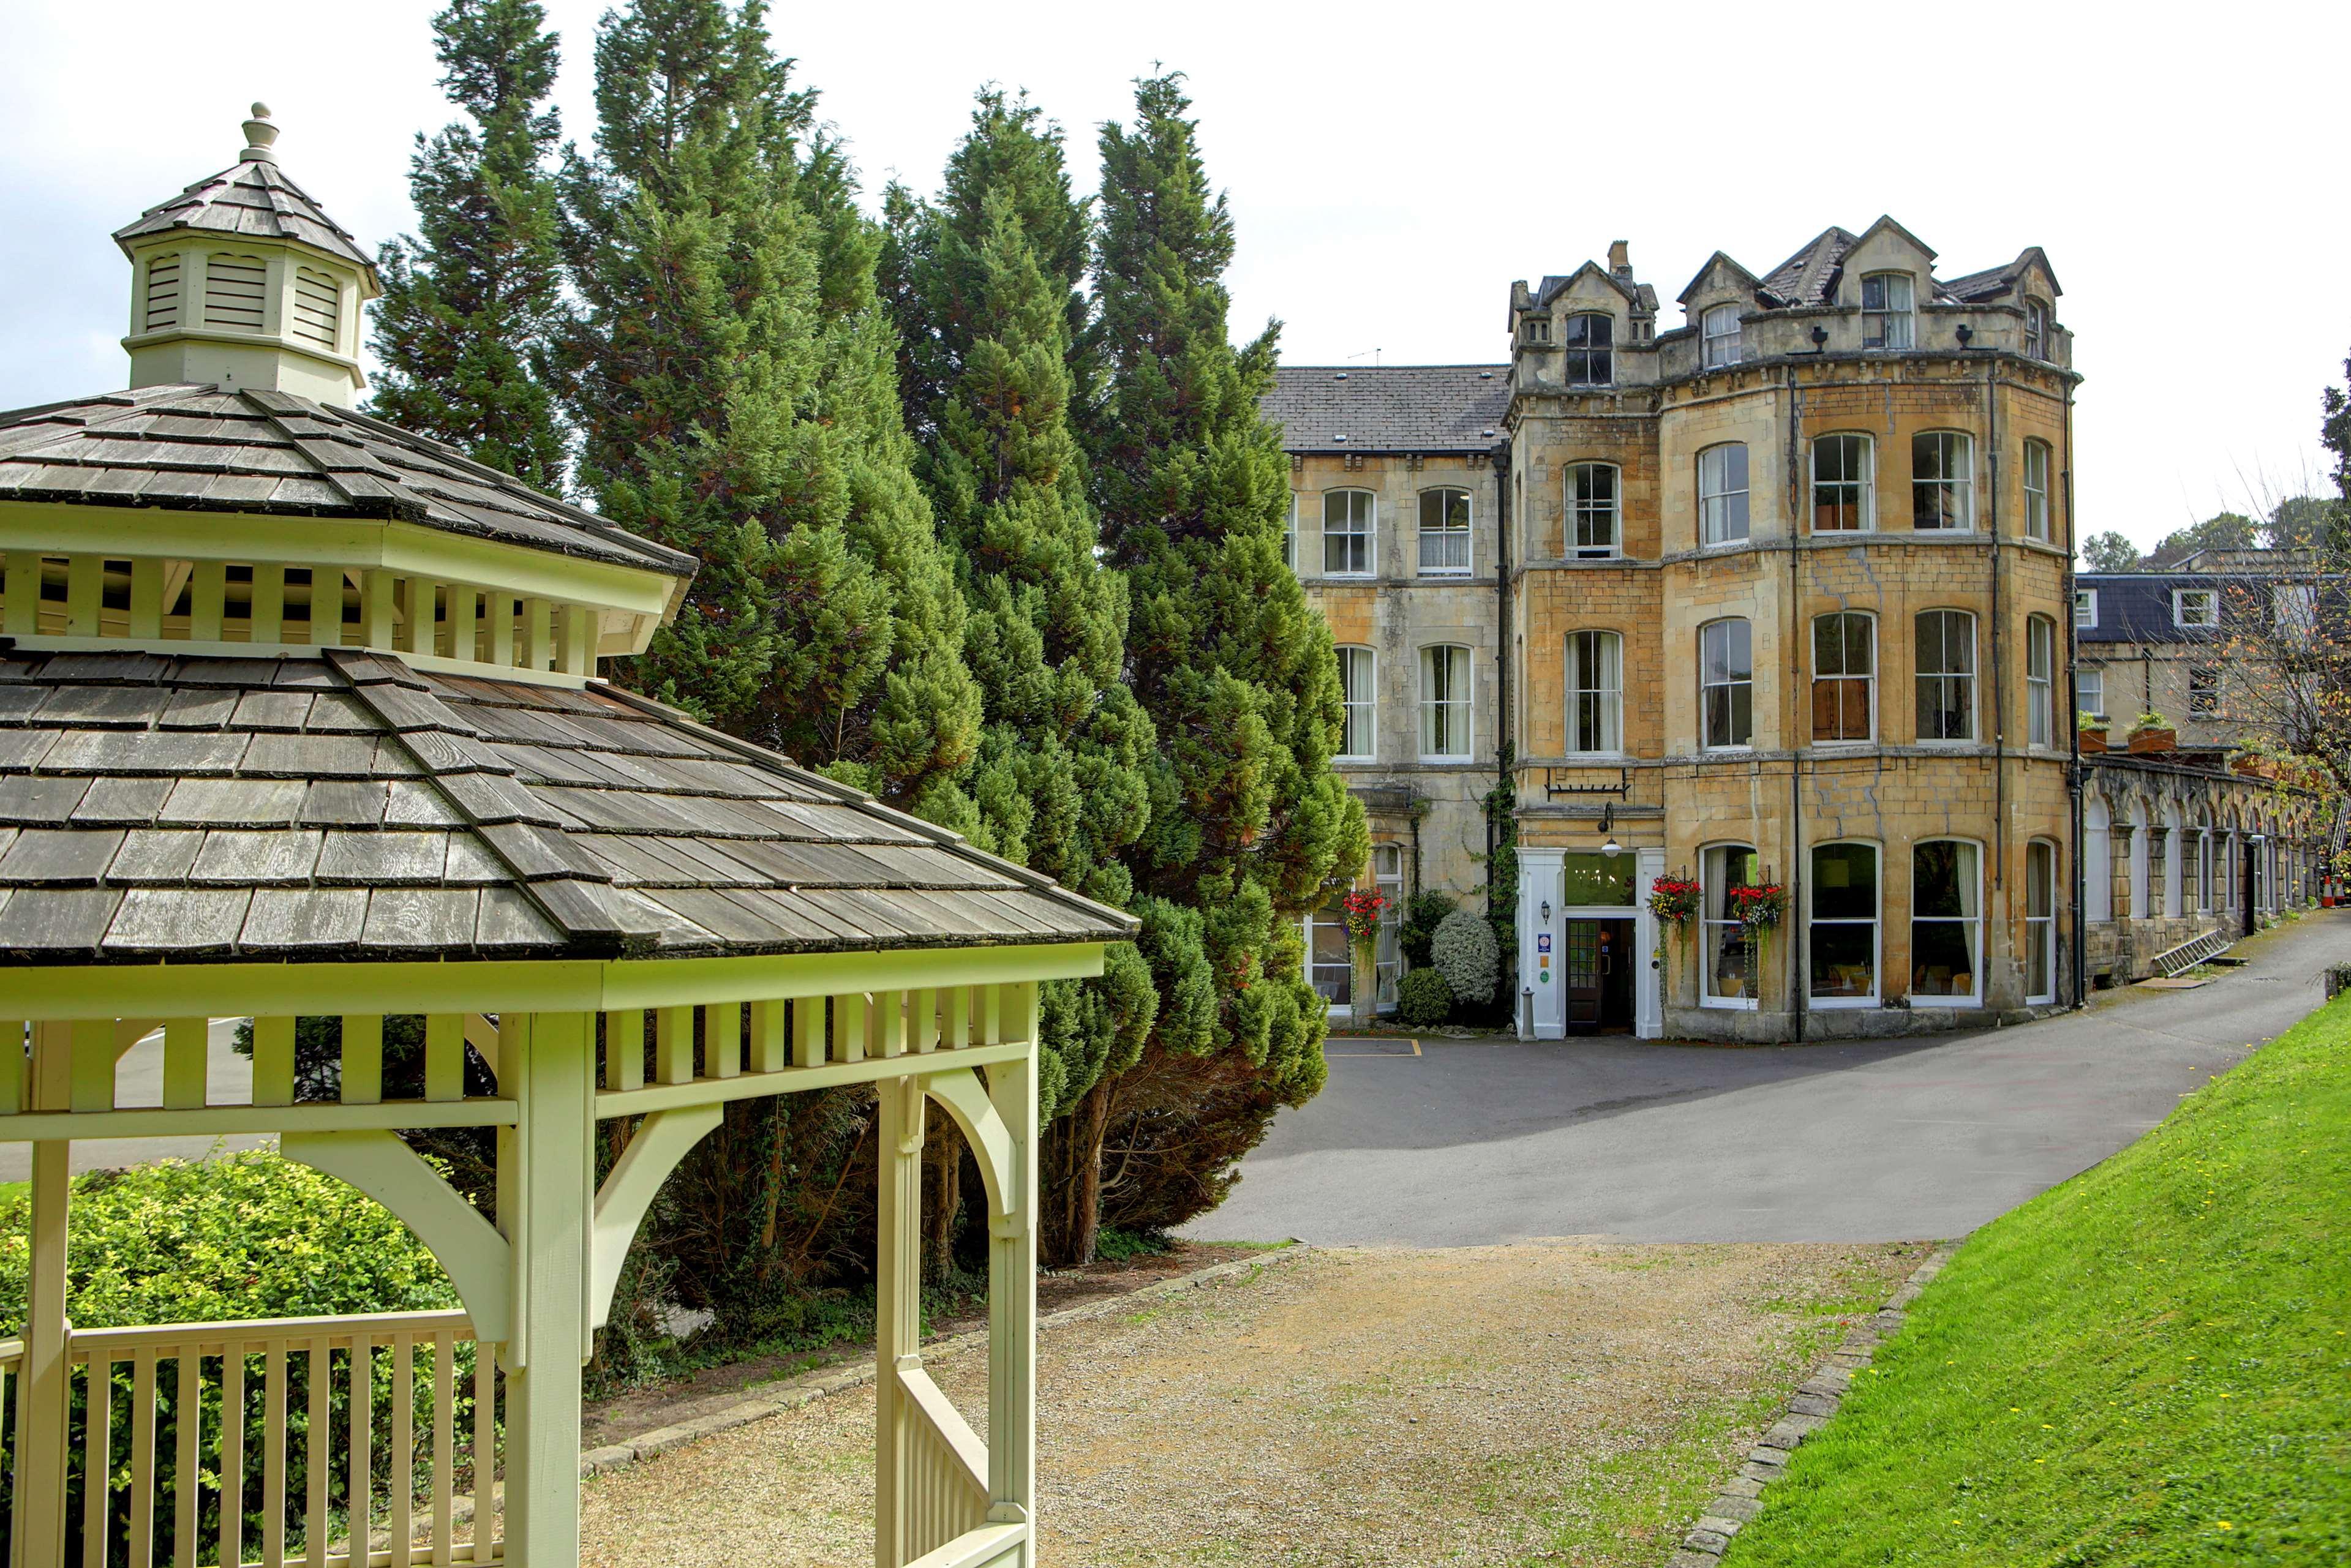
[[0, 104, 1119, 1568], [115, 105, 382, 407]]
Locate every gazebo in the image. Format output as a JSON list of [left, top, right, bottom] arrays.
[[0, 106, 1126, 1568]]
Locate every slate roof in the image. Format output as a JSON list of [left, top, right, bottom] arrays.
[[2074, 571, 2319, 646], [0, 386, 696, 579], [1756, 227, 1858, 307], [1263, 366, 1511, 454], [0, 647, 1134, 964], [113, 157, 375, 272]]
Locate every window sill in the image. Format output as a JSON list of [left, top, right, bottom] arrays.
[[1810, 738, 1875, 749], [1914, 738, 1978, 749], [1700, 744, 1755, 755], [1701, 997, 1760, 1011], [1334, 755, 1377, 765], [1808, 996, 1880, 1010], [1418, 754, 1474, 765], [1417, 569, 1475, 579], [1909, 996, 1983, 1009]]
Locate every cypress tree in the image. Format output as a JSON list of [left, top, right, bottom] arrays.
[[887, 94, 1158, 1260], [370, 0, 569, 488], [558, 0, 980, 814], [1078, 73, 1369, 1259]]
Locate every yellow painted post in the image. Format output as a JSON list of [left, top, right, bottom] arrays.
[[498, 1012, 593, 1566], [13, 1022, 73, 1567], [446, 586, 479, 665], [403, 579, 438, 657], [524, 598, 554, 671], [876, 992, 905, 1059], [69, 1018, 113, 1112], [190, 561, 228, 642], [985, 985, 1040, 1555], [792, 999, 824, 1068], [424, 1013, 465, 1102], [558, 604, 595, 676], [0, 1019, 20, 1116], [487, 593, 516, 669], [833, 992, 867, 1065], [341, 1015, 383, 1105], [875, 1075, 925, 1568], [603, 1010, 645, 1092], [911, 990, 939, 1055], [750, 1000, 786, 1074], [359, 570, 397, 649], [251, 1016, 296, 1106], [655, 1006, 694, 1085], [129, 558, 165, 639], [160, 1016, 208, 1109], [2, 553, 38, 636], [250, 563, 285, 644], [66, 555, 103, 636]]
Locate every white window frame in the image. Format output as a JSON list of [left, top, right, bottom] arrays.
[[1567, 462, 1620, 559], [1565, 629, 1623, 756], [1698, 442, 1750, 546], [1810, 432, 1874, 533], [1419, 644, 1473, 761], [1373, 844, 1404, 1011], [2023, 298, 2048, 360], [1700, 617, 1754, 750], [2025, 839, 2058, 1005], [2173, 588, 2219, 629], [1563, 312, 1614, 386], [2022, 439, 2052, 542], [1335, 645, 1376, 762], [2077, 665, 2105, 721], [1910, 838, 1984, 1007], [1322, 489, 1374, 577], [1808, 840, 1881, 1007], [1417, 487, 1473, 576], [2026, 615, 2056, 748], [1304, 896, 1355, 1012], [1810, 610, 1876, 745], [1701, 304, 1744, 369], [1861, 271, 1915, 349], [1700, 842, 1762, 1009], [2074, 588, 2098, 628], [1914, 609, 1977, 743], [1911, 431, 1976, 531]]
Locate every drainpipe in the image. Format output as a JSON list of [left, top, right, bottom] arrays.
[[1986, 353, 2005, 896], [2063, 381, 2086, 1008]]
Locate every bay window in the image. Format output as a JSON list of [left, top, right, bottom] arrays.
[[1915, 610, 1976, 742], [1808, 841, 1878, 1003], [1420, 644, 1472, 760], [2026, 840, 2056, 1005], [1699, 442, 1750, 544], [1811, 611, 1875, 743], [2026, 615, 2056, 747], [1911, 839, 1982, 1004], [1566, 629, 1622, 755], [1912, 432, 1974, 530], [1700, 618, 1753, 749], [1336, 646, 1375, 760], [1811, 433, 1873, 532], [1702, 842, 1761, 1006], [1568, 462, 1619, 558], [2022, 439, 2052, 541]]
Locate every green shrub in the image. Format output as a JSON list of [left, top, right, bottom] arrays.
[[1396, 967, 1454, 1027], [1431, 909, 1500, 1012], [1399, 890, 1456, 969]]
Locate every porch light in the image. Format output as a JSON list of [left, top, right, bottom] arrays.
[[1600, 802, 1620, 857], [1541, 899, 1552, 921]]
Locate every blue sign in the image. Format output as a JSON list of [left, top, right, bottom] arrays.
[[1537, 934, 1552, 953]]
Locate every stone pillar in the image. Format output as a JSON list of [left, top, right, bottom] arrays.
[[875, 1075, 925, 1568], [11, 1022, 72, 1568], [500, 1011, 593, 1566]]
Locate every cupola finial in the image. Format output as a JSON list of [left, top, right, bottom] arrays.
[[241, 103, 278, 164]]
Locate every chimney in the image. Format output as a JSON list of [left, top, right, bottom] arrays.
[[1608, 240, 1631, 278]]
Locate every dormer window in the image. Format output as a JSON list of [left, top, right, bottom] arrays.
[[1701, 304, 1743, 368], [1523, 314, 1552, 345], [1563, 313, 1613, 386], [2023, 298, 2050, 360], [1860, 272, 1914, 350]]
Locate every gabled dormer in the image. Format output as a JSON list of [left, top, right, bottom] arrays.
[[1833, 217, 1939, 351], [1674, 252, 1762, 369], [1512, 244, 1656, 391]]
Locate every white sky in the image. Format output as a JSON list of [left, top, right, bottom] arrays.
[[4, 0, 2344, 550]]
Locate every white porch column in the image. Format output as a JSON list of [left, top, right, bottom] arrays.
[[875, 1075, 925, 1568], [1635, 848, 1666, 1039], [10, 1022, 71, 1568], [986, 994, 1040, 1560], [500, 1011, 593, 1566]]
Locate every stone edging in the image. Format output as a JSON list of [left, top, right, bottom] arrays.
[[579, 1244, 1307, 1477], [1665, 1239, 1962, 1566]]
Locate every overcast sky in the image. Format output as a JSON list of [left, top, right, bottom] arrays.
[[4, 1, 2343, 550]]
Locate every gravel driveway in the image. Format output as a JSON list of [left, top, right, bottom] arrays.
[[581, 1239, 1926, 1567]]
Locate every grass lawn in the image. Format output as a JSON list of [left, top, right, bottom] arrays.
[[1726, 991, 2351, 1566]]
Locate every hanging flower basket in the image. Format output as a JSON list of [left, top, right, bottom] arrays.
[[1646, 877, 1702, 929], [1729, 882, 1787, 936], [1341, 887, 1388, 947]]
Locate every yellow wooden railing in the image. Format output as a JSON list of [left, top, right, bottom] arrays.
[[2, 1308, 500, 1567], [895, 1365, 990, 1560]]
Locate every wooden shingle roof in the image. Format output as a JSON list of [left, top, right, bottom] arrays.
[[0, 386, 696, 578], [113, 157, 375, 272], [0, 648, 1134, 964]]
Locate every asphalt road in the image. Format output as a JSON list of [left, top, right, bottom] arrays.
[[1188, 909, 2350, 1246]]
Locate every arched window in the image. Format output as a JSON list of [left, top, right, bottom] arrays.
[[1915, 610, 1976, 741], [1418, 487, 1472, 575], [1911, 839, 1982, 1004], [1912, 432, 1975, 530], [1861, 271, 1914, 348], [1809, 841, 1879, 1005], [2022, 439, 2053, 541], [1811, 611, 1875, 743], [203, 252, 268, 331], [1698, 443, 1750, 544], [1335, 646, 1375, 760], [143, 253, 182, 332], [1419, 645, 1472, 760], [2025, 839, 2058, 1005], [1567, 463, 1619, 558], [1811, 433, 1873, 532], [1563, 312, 1614, 386], [1323, 489, 1373, 576], [1701, 843, 1761, 1006], [1565, 630, 1622, 755], [2023, 298, 2050, 360], [1699, 618, 1753, 748], [2026, 615, 2056, 748], [1701, 304, 1743, 368], [2085, 797, 2113, 923]]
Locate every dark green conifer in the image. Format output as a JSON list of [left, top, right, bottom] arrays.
[[370, 0, 569, 488], [1077, 73, 1369, 1259]]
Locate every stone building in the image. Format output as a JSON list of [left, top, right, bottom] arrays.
[[1270, 221, 2327, 1040]]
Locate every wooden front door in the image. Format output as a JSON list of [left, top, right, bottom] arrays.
[[1565, 920, 1603, 1030]]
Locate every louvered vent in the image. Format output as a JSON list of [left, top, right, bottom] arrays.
[[292, 266, 340, 350], [203, 253, 268, 331], [143, 255, 181, 331]]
